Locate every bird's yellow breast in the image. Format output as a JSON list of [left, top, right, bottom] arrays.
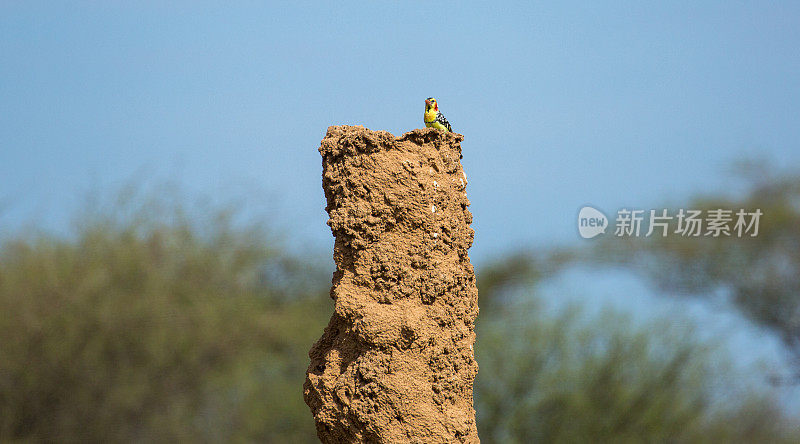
[[424, 109, 438, 124]]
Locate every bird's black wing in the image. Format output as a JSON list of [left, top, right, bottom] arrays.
[[436, 111, 453, 132]]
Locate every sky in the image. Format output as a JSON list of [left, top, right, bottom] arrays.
[[2, 2, 799, 260], [2, 0, 800, 411]]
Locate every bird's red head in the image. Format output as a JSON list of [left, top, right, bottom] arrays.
[[425, 97, 438, 111]]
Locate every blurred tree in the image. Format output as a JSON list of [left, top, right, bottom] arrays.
[[475, 255, 800, 443], [1, 182, 797, 442], [0, 190, 330, 442], [585, 165, 800, 384]]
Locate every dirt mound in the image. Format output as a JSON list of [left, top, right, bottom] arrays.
[[304, 126, 479, 443]]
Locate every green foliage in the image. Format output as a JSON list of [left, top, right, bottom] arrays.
[[0, 193, 330, 442], [0, 185, 796, 442], [587, 167, 800, 380], [475, 298, 798, 443], [475, 241, 800, 443]]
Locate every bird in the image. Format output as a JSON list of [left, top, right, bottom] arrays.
[[424, 97, 453, 132]]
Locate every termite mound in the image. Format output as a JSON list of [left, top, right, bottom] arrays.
[[304, 126, 479, 443]]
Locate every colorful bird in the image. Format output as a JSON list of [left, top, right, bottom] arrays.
[[424, 97, 453, 132]]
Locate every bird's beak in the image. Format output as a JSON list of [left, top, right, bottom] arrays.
[[425, 99, 431, 106]]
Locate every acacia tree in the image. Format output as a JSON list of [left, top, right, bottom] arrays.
[[474, 250, 800, 443], [0, 193, 330, 442], [585, 165, 800, 383]]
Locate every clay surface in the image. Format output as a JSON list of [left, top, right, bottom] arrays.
[[304, 126, 479, 443]]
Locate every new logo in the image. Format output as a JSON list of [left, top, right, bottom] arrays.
[[578, 206, 608, 239]]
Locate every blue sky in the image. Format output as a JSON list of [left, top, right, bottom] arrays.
[[2, 1, 800, 410], [3, 2, 799, 261]]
